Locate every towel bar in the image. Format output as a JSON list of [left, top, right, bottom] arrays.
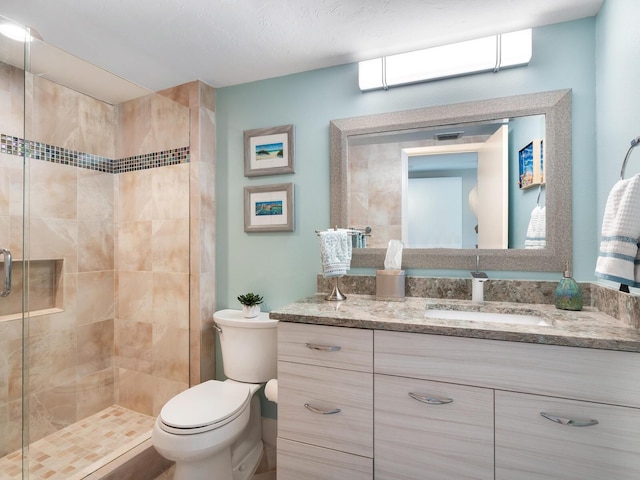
[[619, 136, 640, 180]]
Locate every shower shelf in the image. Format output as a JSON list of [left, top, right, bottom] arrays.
[[0, 258, 64, 320]]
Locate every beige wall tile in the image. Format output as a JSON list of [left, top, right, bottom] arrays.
[[152, 164, 189, 220], [0, 63, 25, 138], [117, 170, 153, 223], [152, 325, 189, 384], [115, 318, 152, 374], [77, 271, 114, 326], [152, 218, 189, 273], [117, 271, 153, 322], [76, 367, 115, 419], [77, 319, 114, 378], [116, 369, 154, 416], [152, 272, 189, 329], [31, 76, 80, 150], [30, 161, 78, 220], [151, 377, 189, 417], [78, 93, 116, 158], [117, 221, 152, 272], [28, 382, 77, 443], [78, 169, 114, 221], [78, 219, 114, 272]]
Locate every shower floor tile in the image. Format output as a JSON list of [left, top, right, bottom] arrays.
[[0, 404, 155, 480]]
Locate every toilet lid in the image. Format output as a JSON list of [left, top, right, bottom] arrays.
[[160, 380, 251, 430]]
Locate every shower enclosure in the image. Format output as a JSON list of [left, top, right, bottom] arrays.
[[0, 14, 217, 479]]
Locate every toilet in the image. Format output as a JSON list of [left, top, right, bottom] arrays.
[[152, 309, 278, 480]]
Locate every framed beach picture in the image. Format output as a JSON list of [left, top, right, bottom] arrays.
[[244, 183, 294, 232], [244, 124, 294, 177], [518, 138, 544, 189]]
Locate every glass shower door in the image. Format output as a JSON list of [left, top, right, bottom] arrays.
[[0, 13, 29, 479]]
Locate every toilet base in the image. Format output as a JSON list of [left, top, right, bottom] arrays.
[[233, 439, 263, 480], [173, 446, 233, 480]]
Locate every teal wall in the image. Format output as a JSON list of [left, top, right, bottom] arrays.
[[595, 0, 640, 297], [216, 18, 598, 314]]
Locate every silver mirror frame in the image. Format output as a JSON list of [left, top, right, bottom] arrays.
[[330, 89, 572, 272]]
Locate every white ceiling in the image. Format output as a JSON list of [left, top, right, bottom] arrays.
[[0, 0, 603, 92]]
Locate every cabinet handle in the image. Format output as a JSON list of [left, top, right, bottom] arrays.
[[304, 403, 341, 415], [305, 343, 341, 352], [409, 392, 453, 405], [540, 412, 599, 427]]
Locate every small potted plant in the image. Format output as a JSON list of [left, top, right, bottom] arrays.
[[237, 292, 264, 318]]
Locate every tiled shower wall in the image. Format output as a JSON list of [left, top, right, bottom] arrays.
[[0, 63, 215, 456]]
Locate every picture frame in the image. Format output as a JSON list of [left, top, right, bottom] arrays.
[[244, 183, 294, 232], [518, 138, 545, 189], [244, 124, 294, 177]]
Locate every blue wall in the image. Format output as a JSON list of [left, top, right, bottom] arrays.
[[216, 18, 598, 313], [595, 0, 640, 296]]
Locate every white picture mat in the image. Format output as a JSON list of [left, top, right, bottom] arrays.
[[250, 132, 289, 170], [249, 190, 289, 226]]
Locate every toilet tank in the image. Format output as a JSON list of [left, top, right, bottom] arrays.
[[213, 309, 278, 383]]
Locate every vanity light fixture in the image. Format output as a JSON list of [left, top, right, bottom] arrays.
[[359, 29, 532, 91]]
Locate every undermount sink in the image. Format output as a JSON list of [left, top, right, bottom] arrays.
[[424, 308, 551, 327]]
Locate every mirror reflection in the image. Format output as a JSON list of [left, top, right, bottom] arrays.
[[329, 89, 572, 272], [347, 115, 545, 250]]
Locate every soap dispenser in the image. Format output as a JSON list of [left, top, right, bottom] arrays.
[[554, 262, 583, 311]]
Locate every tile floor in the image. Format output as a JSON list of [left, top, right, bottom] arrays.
[[0, 405, 155, 480]]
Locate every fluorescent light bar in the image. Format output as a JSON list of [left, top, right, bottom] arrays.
[[359, 29, 532, 91]]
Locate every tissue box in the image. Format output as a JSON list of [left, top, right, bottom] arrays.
[[376, 270, 406, 301]]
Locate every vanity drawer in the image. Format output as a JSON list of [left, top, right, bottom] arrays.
[[278, 322, 373, 372], [278, 438, 373, 480], [375, 374, 494, 480], [495, 391, 640, 479], [374, 331, 640, 408], [277, 360, 373, 457]]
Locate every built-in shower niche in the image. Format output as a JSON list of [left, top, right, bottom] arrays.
[[0, 259, 64, 320]]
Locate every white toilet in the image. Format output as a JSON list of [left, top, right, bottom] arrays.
[[152, 309, 278, 480]]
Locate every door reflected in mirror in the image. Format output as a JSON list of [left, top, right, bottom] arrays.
[[347, 115, 545, 250]]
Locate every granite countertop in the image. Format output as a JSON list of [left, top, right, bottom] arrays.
[[269, 294, 640, 353]]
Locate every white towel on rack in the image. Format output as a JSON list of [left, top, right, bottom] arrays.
[[525, 205, 546, 249], [318, 229, 352, 277], [595, 174, 640, 287]]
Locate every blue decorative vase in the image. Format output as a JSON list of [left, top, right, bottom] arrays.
[[554, 265, 583, 311]]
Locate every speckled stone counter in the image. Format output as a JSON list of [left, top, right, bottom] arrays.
[[270, 294, 640, 353]]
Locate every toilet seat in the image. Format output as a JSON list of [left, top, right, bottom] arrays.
[[159, 380, 251, 435]]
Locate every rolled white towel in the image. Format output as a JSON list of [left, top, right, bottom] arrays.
[[525, 205, 546, 249], [595, 174, 640, 287]]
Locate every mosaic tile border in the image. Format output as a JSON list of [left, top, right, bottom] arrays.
[[0, 134, 189, 174]]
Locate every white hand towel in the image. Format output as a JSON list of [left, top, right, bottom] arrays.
[[319, 229, 352, 278], [525, 205, 546, 249], [595, 174, 640, 287]]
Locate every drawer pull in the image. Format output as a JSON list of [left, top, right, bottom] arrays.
[[540, 412, 599, 427], [304, 403, 341, 415], [305, 343, 341, 352], [409, 392, 453, 405]]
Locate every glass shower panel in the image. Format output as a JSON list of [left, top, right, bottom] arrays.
[[0, 14, 28, 480]]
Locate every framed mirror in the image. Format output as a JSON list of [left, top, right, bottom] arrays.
[[329, 89, 572, 272]]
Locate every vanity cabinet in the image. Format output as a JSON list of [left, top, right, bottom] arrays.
[[276, 321, 640, 479], [375, 330, 640, 480], [276, 322, 374, 480]]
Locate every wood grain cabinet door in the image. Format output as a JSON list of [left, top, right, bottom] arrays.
[[496, 391, 640, 480], [374, 374, 494, 480]]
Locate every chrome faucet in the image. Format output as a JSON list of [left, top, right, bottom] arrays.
[[471, 255, 488, 304]]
